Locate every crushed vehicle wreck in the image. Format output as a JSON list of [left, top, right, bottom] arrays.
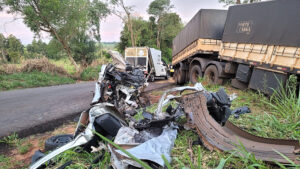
[[92, 63, 147, 110], [30, 79, 300, 168]]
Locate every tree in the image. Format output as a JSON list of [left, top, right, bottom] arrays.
[[2, 0, 109, 70], [6, 35, 23, 63], [159, 13, 182, 62], [70, 32, 97, 66], [118, 13, 182, 63], [0, 33, 7, 62], [147, 0, 173, 49], [27, 39, 47, 58], [118, 18, 156, 52], [110, 0, 136, 47], [46, 38, 64, 60], [219, 0, 261, 6], [88, 0, 110, 43]]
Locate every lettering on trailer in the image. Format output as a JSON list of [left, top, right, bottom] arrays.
[[236, 20, 253, 35]]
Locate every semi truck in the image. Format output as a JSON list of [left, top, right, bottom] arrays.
[[125, 47, 169, 81], [172, 0, 300, 94]]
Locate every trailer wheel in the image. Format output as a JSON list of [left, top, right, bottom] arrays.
[[204, 65, 223, 85], [175, 67, 186, 85], [189, 65, 202, 84]]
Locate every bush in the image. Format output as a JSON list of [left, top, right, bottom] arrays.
[[0, 58, 69, 76], [21, 58, 69, 76], [0, 64, 20, 75], [80, 66, 101, 81]]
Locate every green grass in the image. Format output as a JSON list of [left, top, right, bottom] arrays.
[[0, 71, 75, 91], [49, 58, 76, 75], [18, 142, 32, 155], [38, 130, 298, 169], [0, 133, 32, 155], [0, 133, 19, 145], [80, 66, 101, 81], [230, 76, 300, 142], [0, 155, 15, 169]]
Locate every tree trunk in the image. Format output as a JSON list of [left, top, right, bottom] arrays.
[[128, 15, 135, 47], [64, 43, 79, 71], [156, 28, 161, 49], [1, 49, 7, 62], [51, 29, 79, 72], [156, 17, 161, 49], [237, 0, 241, 4]]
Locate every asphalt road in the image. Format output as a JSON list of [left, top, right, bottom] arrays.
[[0, 79, 175, 139], [0, 82, 95, 138]]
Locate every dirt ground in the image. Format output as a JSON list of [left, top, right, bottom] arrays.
[[2, 123, 76, 167]]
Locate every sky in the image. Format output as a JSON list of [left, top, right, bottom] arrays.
[[0, 0, 226, 45]]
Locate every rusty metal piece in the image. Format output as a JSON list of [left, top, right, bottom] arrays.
[[181, 92, 300, 164]]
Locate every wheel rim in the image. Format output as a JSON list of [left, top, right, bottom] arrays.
[[192, 70, 200, 83], [54, 136, 72, 144], [209, 72, 215, 83]]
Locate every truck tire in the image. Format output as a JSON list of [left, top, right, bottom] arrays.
[[174, 69, 179, 84], [204, 65, 223, 85], [149, 74, 155, 82], [189, 64, 202, 84], [165, 73, 170, 80], [175, 67, 186, 85]]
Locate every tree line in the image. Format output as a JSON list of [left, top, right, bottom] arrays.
[[117, 0, 182, 63], [0, 0, 259, 68]]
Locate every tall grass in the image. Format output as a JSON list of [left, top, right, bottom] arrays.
[[49, 58, 76, 75], [267, 75, 300, 122], [80, 66, 101, 81], [0, 71, 75, 91], [232, 75, 300, 141]]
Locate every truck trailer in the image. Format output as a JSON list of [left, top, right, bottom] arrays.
[[172, 0, 300, 94]]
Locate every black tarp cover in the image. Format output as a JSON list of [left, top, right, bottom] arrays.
[[172, 9, 227, 56], [222, 0, 300, 47]]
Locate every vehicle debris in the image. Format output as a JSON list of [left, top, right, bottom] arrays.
[[108, 50, 127, 71], [111, 125, 178, 168], [29, 80, 300, 168], [91, 63, 147, 111], [180, 92, 300, 164]]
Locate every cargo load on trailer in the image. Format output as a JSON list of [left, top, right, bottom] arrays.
[[172, 9, 227, 59], [172, 0, 300, 94], [222, 0, 300, 47], [172, 9, 228, 85], [220, 0, 300, 94]]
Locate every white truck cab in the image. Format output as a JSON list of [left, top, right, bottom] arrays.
[[125, 47, 168, 81]]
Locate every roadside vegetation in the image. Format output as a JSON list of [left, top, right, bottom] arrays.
[[0, 71, 75, 91], [1, 77, 299, 168], [0, 57, 109, 91]]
